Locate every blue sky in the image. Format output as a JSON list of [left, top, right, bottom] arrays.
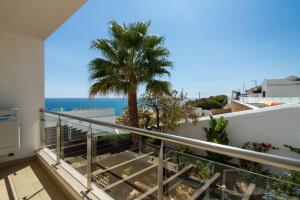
[[45, 0, 300, 98]]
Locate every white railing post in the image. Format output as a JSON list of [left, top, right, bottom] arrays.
[[158, 141, 164, 200], [56, 116, 61, 164], [67, 121, 72, 141], [86, 123, 93, 190], [40, 111, 45, 149]]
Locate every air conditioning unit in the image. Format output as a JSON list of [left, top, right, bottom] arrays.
[[0, 108, 20, 156]]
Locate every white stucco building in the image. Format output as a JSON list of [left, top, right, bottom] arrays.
[[262, 75, 300, 97]]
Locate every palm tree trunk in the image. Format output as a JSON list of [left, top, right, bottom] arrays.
[[128, 89, 139, 127], [128, 89, 140, 145]]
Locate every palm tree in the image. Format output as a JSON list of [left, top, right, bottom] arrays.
[[88, 21, 172, 129]]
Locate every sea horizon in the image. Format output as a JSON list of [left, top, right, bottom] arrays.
[[46, 97, 128, 99], [45, 98, 128, 116]]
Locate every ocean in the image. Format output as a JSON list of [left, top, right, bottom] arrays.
[[45, 98, 128, 116]]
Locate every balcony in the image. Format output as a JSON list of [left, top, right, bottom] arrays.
[[0, 157, 69, 200], [1, 109, 299, 199], [16, 109, 297, 200]]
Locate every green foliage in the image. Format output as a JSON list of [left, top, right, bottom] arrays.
[[262, 144, 300, 198], [286, 171, 300, 188], [156, 91, 199, 132], [88, 20, 172, 128], [88, 20, 172, 97], [118, 90, 199, 132], [240, 142, 278, 174], [187, 95, 228, 110], [195, 160, 210, 180], [239, 142, 287, 193], [116, 106, 152, 128], [211, 95, 228, 105], [205, 116, 229, 144], [254, 85, 262, 93], [204, 116, 231, 162], [100, 133, 131, 143], [238, 142, 300, 199], [122, 166, 133, 176], [140, 172, 157, 187], [176, 144, 191, 154], [240, 160, 265, 174], [284, 144, 300, 154], [264, 171, 300, 199], [175, 144, 191, 169]]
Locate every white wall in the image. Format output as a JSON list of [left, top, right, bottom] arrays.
[[262, 79, 300, 97], [267, 84, 300, 97], [0, 30, 44, 162], [240, 97, 300, 104], [175, 104, 300, 160], [62, 109, 118, 134], [64, 108, 115, 119]]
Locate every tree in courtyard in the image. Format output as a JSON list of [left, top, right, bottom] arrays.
[[118, 90, 199, 132]]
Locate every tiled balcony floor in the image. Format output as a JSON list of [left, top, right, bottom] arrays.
[[0, 157, 69, 200]]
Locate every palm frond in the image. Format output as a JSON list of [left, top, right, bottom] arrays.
[[109, 20, 124, 41], [89, 78, 128, 97], [90, 39, 118, 63], [88, 58, 117, 80], [146, 80, 171, 96], [88, 20, 172, 98], [145, 35, 164, 48]]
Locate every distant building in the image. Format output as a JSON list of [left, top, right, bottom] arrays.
[[62, 108, 119, 134], [245, 86, 262, 97], [262, 75, 300, 97]]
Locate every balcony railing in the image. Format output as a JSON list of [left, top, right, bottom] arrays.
[[40, 109, 300, 200]]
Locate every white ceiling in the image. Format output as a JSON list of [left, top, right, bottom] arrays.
[[0, 0, 86, 40]]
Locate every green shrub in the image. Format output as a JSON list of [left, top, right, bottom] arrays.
[[284, 144, 300, 154], [204, 116, 231, 162], [195, 160, 210, 180], [175, 144, 191, 168], [264, 171, 300, 199], [240, 142, 278, 174], [186, 95, 228, 110]]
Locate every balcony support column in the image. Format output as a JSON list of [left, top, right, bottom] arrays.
[[86, 123, 93, 190], [40, 111, 45, 149], [56, 116, 61, 164], [158, 140, 164, 200]]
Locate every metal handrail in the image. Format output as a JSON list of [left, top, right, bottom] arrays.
[[40, 109, 300, 172]]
